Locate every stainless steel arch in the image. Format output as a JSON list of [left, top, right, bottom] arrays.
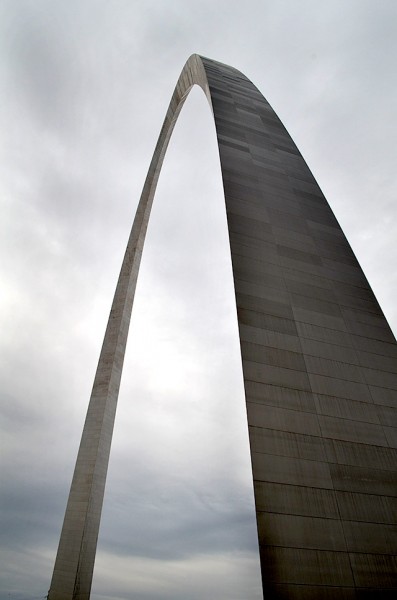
[[49, 55, 397, 599]]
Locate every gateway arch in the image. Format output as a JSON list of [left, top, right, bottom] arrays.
[[49, 55, 397, 599]]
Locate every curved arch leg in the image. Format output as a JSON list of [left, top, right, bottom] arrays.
[[49, 55, 397, 599]]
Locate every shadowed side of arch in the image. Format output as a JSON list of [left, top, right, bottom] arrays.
[[49, 55, 397, 599]]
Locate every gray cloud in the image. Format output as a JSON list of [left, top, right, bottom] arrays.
[[1, 1, 396, 599]]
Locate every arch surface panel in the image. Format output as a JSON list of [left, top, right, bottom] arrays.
[[49, 55, 397, 599]]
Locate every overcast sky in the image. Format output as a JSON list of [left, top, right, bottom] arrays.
[[1, 1, 396, 599]]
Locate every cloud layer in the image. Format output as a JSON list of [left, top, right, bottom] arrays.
[[1, 1, 396, 599]]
